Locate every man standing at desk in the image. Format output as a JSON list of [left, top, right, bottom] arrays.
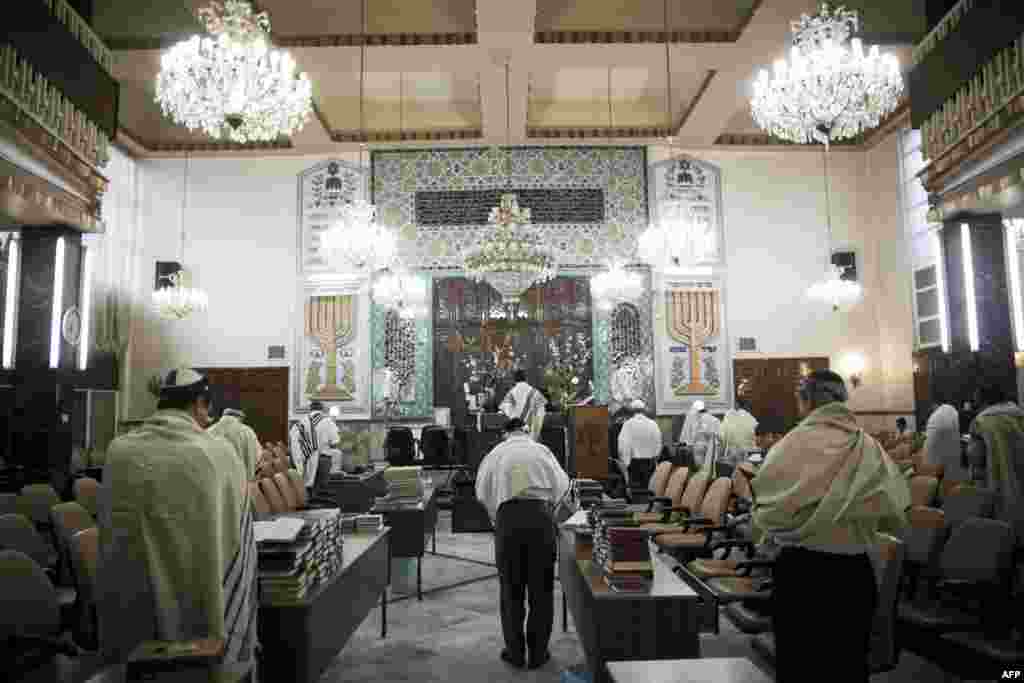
[[476, 418, 570, 670], [290, 400, 341, 489], [500, 369, 547, 441], [617, 399, 662, 485]]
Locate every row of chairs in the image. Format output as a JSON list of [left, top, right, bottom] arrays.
[[249, 463, 336, 517]]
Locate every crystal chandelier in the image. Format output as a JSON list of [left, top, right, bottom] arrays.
[[591, 263, 644, 311], [373, 269, 429, 319], [155, 0, 313, 143], [750, 3, 903, 145], [808, 264, 862, 311], [153, 155, 209, 321], [637, 199, 713, 273], [321, 193, 397, 271], [464, 193, 559, 304], [153, 271, 210, 320]]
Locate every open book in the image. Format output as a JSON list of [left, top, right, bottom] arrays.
[[254, 517, 306, 544]]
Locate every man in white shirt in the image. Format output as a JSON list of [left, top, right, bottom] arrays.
[[289, 400, 341, 489], [678, 400, 704, 445], [692, 404, 722, 469], [617, 399, 662, 485], [476, 418, 570, 671], [499, 370, 547, 440], [720, 399, 758, 472]]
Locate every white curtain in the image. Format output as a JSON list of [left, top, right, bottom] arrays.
[[89, 146, 143, 414]]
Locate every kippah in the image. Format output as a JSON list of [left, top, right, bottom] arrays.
[[222, 408, 245, 420], [159, 367, 209, 397], [630, 399, 646, 410]]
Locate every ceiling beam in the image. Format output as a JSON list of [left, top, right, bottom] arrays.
[[475, 0, 536, 142]]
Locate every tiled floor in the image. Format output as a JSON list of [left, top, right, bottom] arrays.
[[320, 511, 962, 682]]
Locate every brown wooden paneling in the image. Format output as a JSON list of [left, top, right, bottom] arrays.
[[197, 367, 289, 445], [570, 406, 610, 480], [733, 357, 829, 434]]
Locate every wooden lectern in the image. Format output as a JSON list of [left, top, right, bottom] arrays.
[[569, 406, 610, 480]]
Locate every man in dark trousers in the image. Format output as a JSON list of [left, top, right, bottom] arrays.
[[476, 418, 570, 669]]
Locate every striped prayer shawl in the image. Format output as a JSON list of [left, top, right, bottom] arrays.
[[293, 422, 315, 471], [222, 501, 258, 673]]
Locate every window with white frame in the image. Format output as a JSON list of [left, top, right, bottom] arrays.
[[898, 127, 948, 351]]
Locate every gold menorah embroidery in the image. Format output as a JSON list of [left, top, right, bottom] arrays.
[[304, 295, 356, 400], [667, 289, 720, 395]]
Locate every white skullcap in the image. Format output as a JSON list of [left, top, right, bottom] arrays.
[[630, 399, 646, 410], [159, 367, 208, 397], [693, 400, 705, 412], [222, 408, 245, 420]]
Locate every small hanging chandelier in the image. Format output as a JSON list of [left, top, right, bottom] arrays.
[[155, 0, 313, 143], [153, 156, 209, 321], [591, 263, 643, 311], [750, 3, 903, 146], [807, 149, 862, 310], [373, 268, 429, 319]]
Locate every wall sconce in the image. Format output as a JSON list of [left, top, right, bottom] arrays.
[[839, 352, 866, 389]]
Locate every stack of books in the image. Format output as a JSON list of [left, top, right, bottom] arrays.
[[378, 466, 424, 506], [586, 502, 630, 531], [591, 514, 653, 593], [256, 509, 345, 605], [340, 513, 359, 534], [355, 513, 384, 532], [575, 479, 604, 509]]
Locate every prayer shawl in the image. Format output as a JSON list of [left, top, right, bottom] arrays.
[[97, 409, 257, 682], [290, 410, 340, 486], [692, 412, 722, 469], [617, 413, 663, 471], [679, 404, 701, 444], [475, 433, 570, 524], [752, 402, 910, 554], [970, 402, 1024, 545], [925, 404, 964, 481], [721, 409, 758, 467], [500, 381, 547, 441], [208, 414, 261, 480]]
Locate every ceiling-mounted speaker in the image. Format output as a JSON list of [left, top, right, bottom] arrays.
[[155, 261, 182, 290], [738, 337, 757, 352]]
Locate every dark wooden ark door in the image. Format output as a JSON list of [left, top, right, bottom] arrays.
[[733, 357, 829, 434], [434, 276, 593, 425]]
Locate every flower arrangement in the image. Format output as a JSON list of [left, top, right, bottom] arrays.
[[543, 332, 592, 408]]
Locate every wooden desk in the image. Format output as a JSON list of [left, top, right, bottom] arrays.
[[258, 528, 391, 683], [373, 489, 439, 600], [607, 658, 772, 683], [559, 528, 701, 683]]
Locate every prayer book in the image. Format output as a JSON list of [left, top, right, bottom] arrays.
[[254, 517, 305, 544]]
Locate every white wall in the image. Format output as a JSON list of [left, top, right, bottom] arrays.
[[119, 141, 914, 420]]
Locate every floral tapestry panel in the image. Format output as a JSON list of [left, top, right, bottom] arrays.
[[371, 147, 648, 269]]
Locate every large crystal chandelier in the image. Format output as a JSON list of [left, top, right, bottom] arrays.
[[750, 3, 903, 146], [155, 0, 313, 143], [373, 269, 429, 319], [464, 193, 559, 303], [591, 263, 644, 311], [321, 192, 397, 271]]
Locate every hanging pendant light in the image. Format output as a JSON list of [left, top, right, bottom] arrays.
[[373, 268, 429, 319], [320, 0, 396, 272], [152, 155, 209, 320], [806, 147, 862, 311]]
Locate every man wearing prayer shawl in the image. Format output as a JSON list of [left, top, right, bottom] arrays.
[[924, 404, 965, 481], [967, 384, 1024, 546], [617, 399, 662, 485], [289, 400, 341, 488], [752, 370, 909, 683], [691, 405, 721, 470], [500, 369, 547, 441], [209, 408, 261, 480], [678, 400, 703, 445], [720, 399, 758, 471], [97, 369, 258, 682]]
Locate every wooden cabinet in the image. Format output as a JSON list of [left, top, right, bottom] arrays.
[[569, 406, 609, 480], [733, 357, 829, 434], [197, 368, 289, 445]]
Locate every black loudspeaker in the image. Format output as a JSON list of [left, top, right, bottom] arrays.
[[384, 427, 415, 466], [154, 261, 182, 290], [420, 425, 450, 466]]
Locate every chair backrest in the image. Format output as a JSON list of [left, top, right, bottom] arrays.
[[313, 454, 332, 493], [420, 425, 450, 466], [0, 513, 54, 568], [908, 475, 939, 507], [942, 483, 996, 528], [249, 482, 270, 516], [0, 493, 16, 516], [259, 477, 290, 514], [385, 427, 416, 466], [663, 467, 690, 505], [915, 462, 944, 479], [51, 501, 94, 578], [73, 477, 100, 517], [905, 505, 947, 569], [678, 470, 710, 514], [650, 462, 675, 497], [0, 550, 60, 640], [17, 484, 60, 527], [868, 533, 907, 673], [698, 477, 733, 524], [731, 464, 753, 502], [285, 469, 308, 508], [273, 472, 300, 510], [273, 456, 290, 474], [940, 516, 1015, 585], [69, 527, 98, 607], [888, 442, 912, 462]]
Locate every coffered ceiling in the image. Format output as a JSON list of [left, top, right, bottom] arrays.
[[92, 0, 925, 156]]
